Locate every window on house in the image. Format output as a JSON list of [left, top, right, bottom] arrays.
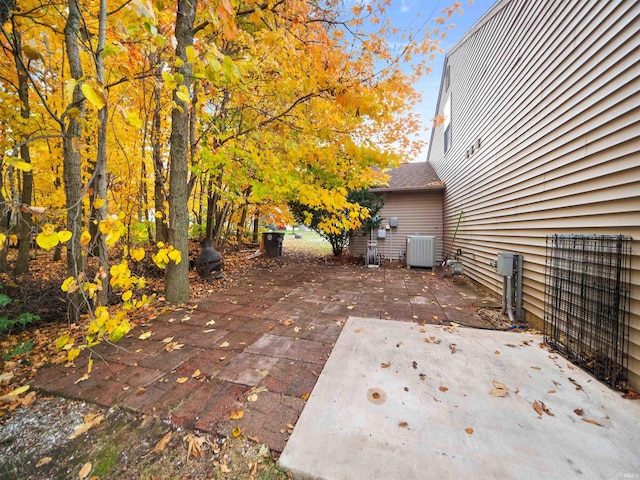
[[443, 95, 452, 153]]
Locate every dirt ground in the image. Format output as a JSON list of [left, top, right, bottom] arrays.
[[0, 395, 286, 479]]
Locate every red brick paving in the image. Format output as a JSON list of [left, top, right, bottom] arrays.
[[31, 256, 497, 452]]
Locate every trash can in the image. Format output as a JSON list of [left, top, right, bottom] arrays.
[[262, 232, 285, 257]]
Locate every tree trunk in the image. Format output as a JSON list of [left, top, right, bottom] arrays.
[[152, 90, 168, 243], [63, 0, 87, 322], [0, 186, 8, 272], [165, 0, 196, 305], [205, 170, 223, 242], [236, 199, 248, 242], [88, 0, 109, 305], [12, 28, 33, 275], [252, 208, 260, 243]]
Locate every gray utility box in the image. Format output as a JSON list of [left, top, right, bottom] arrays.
[[496, 252, 516, 276]]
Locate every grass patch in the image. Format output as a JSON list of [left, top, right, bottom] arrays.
[[92, 443, 120, 476], [283, 229, 332, 256]]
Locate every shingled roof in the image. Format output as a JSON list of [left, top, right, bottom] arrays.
[[371, 162, 445, 192]]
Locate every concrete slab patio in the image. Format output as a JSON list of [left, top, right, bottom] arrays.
[[32, 257, 501, 453], [279, 317, 640, 479]]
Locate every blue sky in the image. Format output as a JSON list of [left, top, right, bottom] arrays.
[[383, 0, 497, 160]]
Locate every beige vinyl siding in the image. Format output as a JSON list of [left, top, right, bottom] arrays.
[[349, 191, 443, 263], [427, 0, 640, 388]]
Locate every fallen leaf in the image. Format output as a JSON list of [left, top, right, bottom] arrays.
[[176, 377, 188, 384], [574, 408, 584, 416], [21, 391, 37, 407], [164, 341, 184, 352], [78, 461, 92, 479], [219, 341, 230, 348], [449, 344, 457, 354], [154, 431, 173, 453], [568, 377, 583, 390], [36, 457, 52, 468], [530, 366, 541, 371], [229, 409, 244, 420], [532, 399, 546, 416], [184, 433, 214, 460], [203, 329, 216, 333], [494, 350, 501, 354], [439, 386, 448, 392], [547, 389, 556, 394], [69, 415, 104, 439], [220, 462, 232, 473], [294, 326, 302, 333], [0, 385, 29, 402], [419, 328, 426, 333], [465, 427, 474, 435], [354, 328, 360, 333], [136, 388, 146, 396], [232, 426, 242, 437], [380, 362, 391, 368], [432, 315, 439, 321], [582, 417, 603, 426], [205, 320, 216, 326], [490, 380, 508, 397], [622, 389, 640, 400], [138, 331, 153, 340], [74, 373, 90, 384], [398, 422, 408, 428], [539, 401, 554, 416], [162, 336, 174, 343], [532, 400, 553, 417], [279, 318, 295, 326], [247, 393, 258, 402], [301, 392, 310, 400], [191, 369, 201, 378]]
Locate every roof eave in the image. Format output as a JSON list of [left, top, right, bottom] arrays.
[[370, 185, 446, 193]]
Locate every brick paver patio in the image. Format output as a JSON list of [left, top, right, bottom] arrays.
[[32, 255, 500, 451]]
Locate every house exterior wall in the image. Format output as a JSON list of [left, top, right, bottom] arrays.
[[426, 0, 640, 388], [350, 191, 443, 263]]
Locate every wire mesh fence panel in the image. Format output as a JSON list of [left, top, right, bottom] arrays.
[[544, 234, 632, 388]]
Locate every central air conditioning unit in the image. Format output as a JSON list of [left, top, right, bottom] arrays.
[[406, 235, 436, 268]]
